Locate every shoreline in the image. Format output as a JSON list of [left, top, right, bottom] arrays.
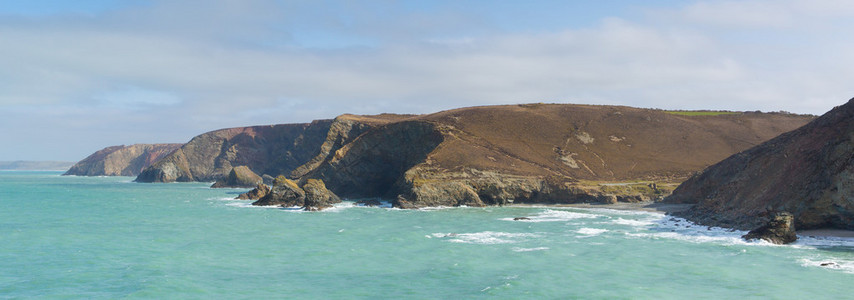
[[511, 202, 854, 239], [508, 201, 693, 214]]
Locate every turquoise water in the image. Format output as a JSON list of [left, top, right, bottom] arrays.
[[2, 171, 854, 299]]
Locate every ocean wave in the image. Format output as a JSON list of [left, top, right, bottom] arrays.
[[609, 217, 657, 227], [799, 258, 854, 274], [432, 231, 540, 244], [581, 207, 662, 217], [577, 228, 608, 236], [501, 209, 599, 223], [512, 247, 550, 252]]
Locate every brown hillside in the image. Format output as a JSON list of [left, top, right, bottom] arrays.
[[415, 104, 813, 181], [295, 103, 814, 207], [132, 102, 813, 208], [667, 98, 854, 231]]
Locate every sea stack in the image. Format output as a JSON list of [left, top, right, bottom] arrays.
[[211, 166, 263, 188]]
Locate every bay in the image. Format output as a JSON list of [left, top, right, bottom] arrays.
[[1, 171, 852, 299]]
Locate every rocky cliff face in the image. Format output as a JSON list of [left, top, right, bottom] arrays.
[[135, 115, 408, 183], [135, 121, 334, 182], [666, 98, 854, 231], [291, 104, 814, 208], [131, 103, 813, 209], [64, 144, 183, 176]]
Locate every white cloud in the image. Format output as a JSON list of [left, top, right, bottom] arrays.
[[2, 0, 854, 160]]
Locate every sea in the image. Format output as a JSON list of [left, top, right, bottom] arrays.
[[2, 171, 854, 299]]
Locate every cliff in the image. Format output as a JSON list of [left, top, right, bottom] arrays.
[[292, 104, 814, 207], [666, 98, 854, 231], [64, 144, 183, 176], [135, 115, 410, 183], [133, 103, 814, 208]]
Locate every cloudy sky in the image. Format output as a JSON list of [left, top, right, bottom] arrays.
[[2, 0, 853, 161]]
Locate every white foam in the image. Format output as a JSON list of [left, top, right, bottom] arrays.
[[320, 201, 357, 212], [434, 231, 540, 244], [577, 228, 608, 236], [501, 209, 599, 222], [581, 207, 662, 217], [353, 200, 393, 208], [799, 258, 854, 274], [626, 231, 770, 246], [610, 217, 656, 227], [511, 247, 550, 252]]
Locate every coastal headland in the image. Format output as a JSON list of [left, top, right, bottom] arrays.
[[123, 103, 813, 208]]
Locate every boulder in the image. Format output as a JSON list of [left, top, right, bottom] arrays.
[[252, 176, 305, 207], [742, 212, 798, 244], [302, 179, 341, 211], [236, 184, 271, 200], [211, 166, 263, 188], [262, 174, 275, 185]]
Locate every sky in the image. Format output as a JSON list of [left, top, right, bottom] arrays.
[[2, 0, 854, 161]]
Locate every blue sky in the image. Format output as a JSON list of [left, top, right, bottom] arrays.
[[2, 0, 853, 161]]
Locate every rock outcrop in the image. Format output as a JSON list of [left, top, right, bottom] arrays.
[[252, 176, 306, 207], [64, 144, 182, 176], [301, 179, 341, 211], [251, 176, 340, 211], [211, 166, 263, 188], [742, 212, 798, 244], [666, 98, 854, 231], [236, 184, 270, 200]]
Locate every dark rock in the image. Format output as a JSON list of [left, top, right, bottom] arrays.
[[356, 199, 383, 207], [302, 179, 341, 211], [236, 184, 271, 200], [252, 176, 305, 207], [211, 166, 263, 188], [742, 212, 798, 244]]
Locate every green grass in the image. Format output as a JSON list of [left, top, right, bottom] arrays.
[[664, 111, 741, 116]]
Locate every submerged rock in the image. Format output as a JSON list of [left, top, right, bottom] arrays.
[[742, 212, 798, 244], [252, 176, 305, 207], [302, 179, 341, 211], [236, 184, 271, 200], [211, 166, 263, 188]]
